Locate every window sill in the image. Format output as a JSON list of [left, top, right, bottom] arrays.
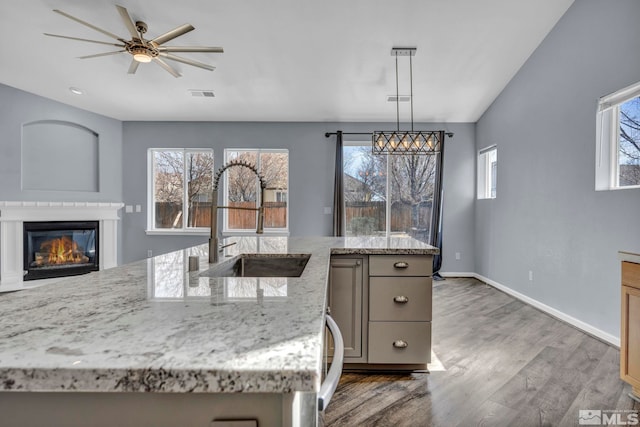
[[596, 184, 640, 192], [222, 230, 290, 236], [145, 229, 211, 236]]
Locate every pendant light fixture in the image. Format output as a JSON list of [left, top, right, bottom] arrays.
[[372, 48, 443, 155]]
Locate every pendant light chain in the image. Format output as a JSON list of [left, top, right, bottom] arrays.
[[395, 51, 400, 132], [410, 53, 414, 133]]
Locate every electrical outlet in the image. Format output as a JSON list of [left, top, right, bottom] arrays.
[[455, 252, 461, 260], [147, 250, 153, 258], [125, 205, 133, 213], [529, 270, 533, 281], [324, 206, 332, 215], [135, 204, 142, 213]]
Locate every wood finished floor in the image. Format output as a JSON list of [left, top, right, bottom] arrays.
[[323, 277, 640, 427]]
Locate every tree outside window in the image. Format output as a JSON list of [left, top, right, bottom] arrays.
[[619, 96, 640, 186], [224, 149, 289, 232], [151, 149, 213, 230], [343, 144, 437, 243]]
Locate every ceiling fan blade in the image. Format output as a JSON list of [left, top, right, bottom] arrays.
[[151, 24, 194, 46], [53, 9, 123, 42], [78, 50, 125, 59], [159, 53, 215, 71], [128, 59, 140, 74], [44, 33, 125, 47], [153, 57, 181, 78], [116, 5, 140, 39], [157, 46, 224, 53]]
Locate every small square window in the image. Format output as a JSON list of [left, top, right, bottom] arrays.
[[477, 146, 497, 199]]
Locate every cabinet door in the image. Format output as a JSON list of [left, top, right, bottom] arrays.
[[621, 284, 640, 390], [329, 257, 363, 359]]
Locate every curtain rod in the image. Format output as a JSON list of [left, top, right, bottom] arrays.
[[324, 131, 454, 138]]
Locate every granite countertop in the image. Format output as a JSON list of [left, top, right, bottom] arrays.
[[0, 236, 437, 394]]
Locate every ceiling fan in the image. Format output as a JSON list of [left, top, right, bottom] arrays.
[[44, 4, 223, 78]]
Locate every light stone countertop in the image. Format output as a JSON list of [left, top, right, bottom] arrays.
[[0, 236, 437, 394]]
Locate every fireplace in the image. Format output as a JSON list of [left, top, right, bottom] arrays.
[[23, 221, 99, 281], [0, 201, 122, 290]]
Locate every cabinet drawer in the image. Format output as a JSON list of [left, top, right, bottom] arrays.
[[623, 262, 640, 290], [369, 255, 432, 277], [370, 277, 431, 321], [368, 321, 431, 364]]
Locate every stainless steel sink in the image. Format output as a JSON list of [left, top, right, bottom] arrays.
[[200, 254, 311, 278]]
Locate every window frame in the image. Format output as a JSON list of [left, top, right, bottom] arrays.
[[146, 148, 214, 236], [477, 145, 497, 200], [342, 140, 440, 240], [222, 148, 289, 235], [596, 81, 640, 191]]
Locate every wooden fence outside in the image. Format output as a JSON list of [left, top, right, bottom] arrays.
[[155, 201, 287, 229], [346, 201, 432, 236]]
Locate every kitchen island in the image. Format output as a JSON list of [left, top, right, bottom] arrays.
[[0, 236, 437, 426]]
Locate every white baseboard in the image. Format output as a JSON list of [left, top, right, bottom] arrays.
[[438, 272, 476, 278], [439, 271, 620, 348]]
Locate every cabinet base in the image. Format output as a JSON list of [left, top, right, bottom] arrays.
[[343, 363, 429, 373], [630, 387, 640, 403]]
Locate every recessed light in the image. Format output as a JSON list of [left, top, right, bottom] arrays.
[[69, 87, 84, 95]]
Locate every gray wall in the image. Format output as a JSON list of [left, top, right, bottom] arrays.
[[0, 84, 122, 202], [475, 0, 640, 338], [122, 121, 476, 269]]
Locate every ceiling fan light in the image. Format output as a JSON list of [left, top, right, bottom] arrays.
[[133, 52, 152, 63]]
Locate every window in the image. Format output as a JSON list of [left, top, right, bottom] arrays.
[[148, 149, 213, 233], [477, 146, 497, 199], [223, 149, 289, 233], [596, 81, 640, 190], [342, 142, 439, 243]]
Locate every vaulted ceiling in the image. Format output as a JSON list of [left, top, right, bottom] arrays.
[[0, 0, 574, 122]]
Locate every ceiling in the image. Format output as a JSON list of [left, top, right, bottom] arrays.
[[0, 0, 574, 122]]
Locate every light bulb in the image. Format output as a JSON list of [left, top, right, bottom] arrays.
[[390, 134, 397, 149], [401, 134, 410, 149], [133, 52, 152, 63], [376, 135, 385, 148], [428, 136, 438, 150], [413, 134, 421, 148]]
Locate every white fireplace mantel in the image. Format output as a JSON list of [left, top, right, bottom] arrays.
[[0, 201, 124, 291]]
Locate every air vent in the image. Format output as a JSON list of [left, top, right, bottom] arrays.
[[189, 89, 215, 97], [387, 95, 411, 102]]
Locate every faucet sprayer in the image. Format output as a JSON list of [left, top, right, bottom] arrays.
[[209, 160, 267, 263]]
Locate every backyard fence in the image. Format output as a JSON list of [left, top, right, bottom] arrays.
[[155, 201, 287, 229], [346, 201, 432, 239]]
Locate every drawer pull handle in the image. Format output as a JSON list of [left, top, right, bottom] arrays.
[[393, 340, 408, 349], [393, 295, 409, 304], [393, 262, 409, 269]]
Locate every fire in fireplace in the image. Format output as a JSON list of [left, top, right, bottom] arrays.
[[23, 221, 99, 281]]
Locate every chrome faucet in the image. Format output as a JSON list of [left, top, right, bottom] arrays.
[[209, 160, 266, 263]]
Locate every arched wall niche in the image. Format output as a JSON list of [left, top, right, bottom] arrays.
[[22, 120, 99, 192]]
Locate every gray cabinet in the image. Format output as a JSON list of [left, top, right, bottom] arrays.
[[329, 253, 433, 370], [368, 255, 432, 367], [328, 256, 367, 360]]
